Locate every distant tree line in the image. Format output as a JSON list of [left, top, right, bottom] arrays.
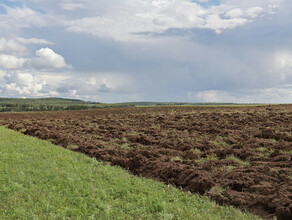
[[0, 98, 135, 112], [0, 97, 239, 112]]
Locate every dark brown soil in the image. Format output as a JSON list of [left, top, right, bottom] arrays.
[[0, 105, 291, 219]]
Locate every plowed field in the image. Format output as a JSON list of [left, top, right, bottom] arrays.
[[0, 105, 291, 219]]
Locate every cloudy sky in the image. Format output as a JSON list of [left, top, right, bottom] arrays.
[[0, 0, 291, 103]]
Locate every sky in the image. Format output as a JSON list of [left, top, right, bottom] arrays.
[[0, 0, 291, 103]]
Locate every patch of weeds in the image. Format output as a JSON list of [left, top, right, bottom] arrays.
[[225, 155, 250, 167], [19, 128, 27, 133], [271, 168, 292, 179], [211, 137, 228, 147], [209, 186, 228, 196], [186, 136, 195, 142], [258, 153, 266, 158], [150, 124, 161, 130], [97, 140, 107, 145], [196, 153, 218, 164], [256, 147, 266, 152], [271, 139, 277, 143], [161, 131, 169, 138], [171, 155, 183, 162], [120, 143, 130, 150], [67, 144, 79, 150], [127, 131, 140, 136], [192, 148, 202, 154], [270, 168, 280, 177], [206, 153, 218, 160], [109, 138, 121, 147], [280, 150, 292, 155], [268, 149, 275, 156], [221, 165, 237, 172], [256, 147, 275, 158], [211, 140, 221, 146], [130, 144, 142, 150], [122, 137, 128, 142], [93, 134, 103, 139]]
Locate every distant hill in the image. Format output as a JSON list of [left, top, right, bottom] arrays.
[[0, 97, 132, 112], [0, 97, 240, 112]]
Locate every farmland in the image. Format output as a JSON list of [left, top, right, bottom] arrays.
[[0, 105, 291, 219]]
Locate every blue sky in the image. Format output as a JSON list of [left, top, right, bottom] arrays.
[[195, 0, 220, 8], [0, 0, 291, 103]]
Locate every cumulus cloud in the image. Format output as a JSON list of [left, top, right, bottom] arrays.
[[0, 69, 136, 100], [3, 71, 48, 96], [0, 47, 68, 70], [5, 74, 44, 96], [32, 48, 67, 69], [0, 70, 67, 96]]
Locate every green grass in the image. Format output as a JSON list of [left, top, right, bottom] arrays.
[[192, 148, 202, 154], [0, 126, 261, 219], [225, 155, 251, 167]]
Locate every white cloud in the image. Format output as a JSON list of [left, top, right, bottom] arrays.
[[0, 38, 27, 55], [0, 70, 5, 79], [274, 51, 292, 82], [225, 8, 244, 18], [0, 47, 68, 70], [246, 7, 264, 18], [0, 69, 136, 99], [193, 86, 292, 104], [202, 14, 248, 34], [275, 51, 292, 69], [1, 6, 48, 28], [60, 3, 86, 11], [4, 72, 46, 95], [0, 37, 53, 57], [64, 0, 273, 41], [16, 37, 54, 45], [76, 73, 137, 94], [32, 48, 67, 69], [1, 70, 67, 96], [0, 54, 27, 69]]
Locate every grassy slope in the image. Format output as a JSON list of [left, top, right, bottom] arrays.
[[0, 127, 261, 219]]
